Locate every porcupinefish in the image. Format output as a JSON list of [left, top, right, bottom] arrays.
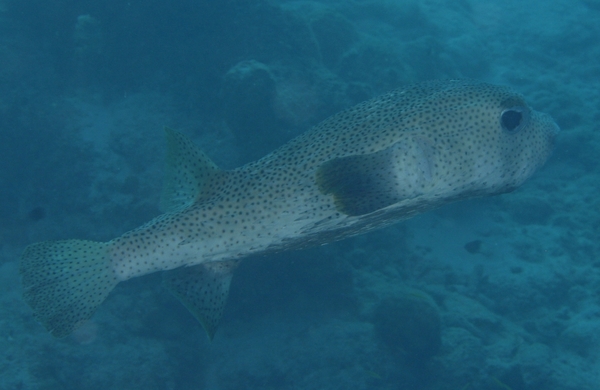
[[20, 80, 559, 339]]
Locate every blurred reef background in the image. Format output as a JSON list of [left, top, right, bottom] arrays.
[[1, 0, 600, 389]]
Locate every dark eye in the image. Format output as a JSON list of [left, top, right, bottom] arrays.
[[500, 106, 528, 133]]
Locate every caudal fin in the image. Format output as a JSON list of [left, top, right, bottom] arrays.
[[20, 240, 119, 338]]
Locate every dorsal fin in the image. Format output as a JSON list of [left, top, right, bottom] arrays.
[[160, 128, 221, 212]]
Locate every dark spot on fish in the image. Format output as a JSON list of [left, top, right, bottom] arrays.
[[464, 239, 482, 254], [28, 207, 46, 222]]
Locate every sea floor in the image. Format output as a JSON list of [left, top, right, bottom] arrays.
[[1, 0, 600, 389]]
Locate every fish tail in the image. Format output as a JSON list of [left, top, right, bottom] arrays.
[[20, 240, 119, 338]]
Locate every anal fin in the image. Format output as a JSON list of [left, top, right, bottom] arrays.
[[162, 260, 239, 340]]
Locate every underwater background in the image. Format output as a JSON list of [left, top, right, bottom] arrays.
[[1, 0, 599, 389]]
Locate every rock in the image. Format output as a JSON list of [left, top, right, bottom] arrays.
[[372, 288, 442, 363]]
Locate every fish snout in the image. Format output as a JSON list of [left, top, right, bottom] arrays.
[[534, 111, 561, 157]]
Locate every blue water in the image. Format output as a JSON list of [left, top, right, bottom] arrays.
[[1, 0, 598, 389]]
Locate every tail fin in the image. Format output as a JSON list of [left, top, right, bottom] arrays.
[[20, 240, 119, 338]]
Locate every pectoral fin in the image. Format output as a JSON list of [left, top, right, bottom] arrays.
[[163, 260, 240, 340], [316, 137, 434, 216], [316, 145, 403, 216]]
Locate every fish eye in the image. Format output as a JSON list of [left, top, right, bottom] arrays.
[[500, 106, 528, 133]]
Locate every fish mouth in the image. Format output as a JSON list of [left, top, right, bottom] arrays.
[[532, 111, 560, 157], [516, 112, 560, 186], [542, 112, 561, 137], [544, 115, 561, 154]]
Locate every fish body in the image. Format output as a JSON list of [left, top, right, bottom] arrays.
[[20, 80, 559, 338]]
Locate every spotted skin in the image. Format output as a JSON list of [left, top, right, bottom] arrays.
[[20, 80, 559, 338]]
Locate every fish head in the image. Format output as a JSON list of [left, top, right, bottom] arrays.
[[419, 81, 560, 197], [315, 81, 560, 217]]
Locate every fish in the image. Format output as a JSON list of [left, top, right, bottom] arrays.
[[20, 80, 559, 339]]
